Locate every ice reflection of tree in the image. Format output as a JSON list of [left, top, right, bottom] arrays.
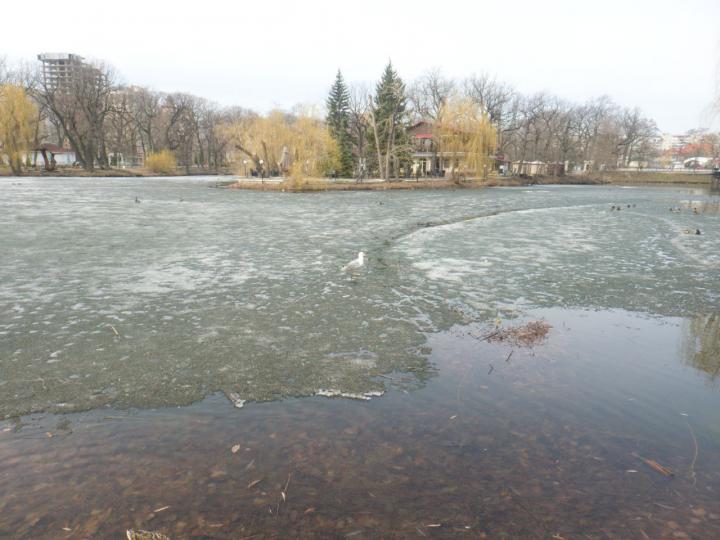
[[682, 314, 720, 382]]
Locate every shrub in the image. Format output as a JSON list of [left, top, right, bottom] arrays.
[[145, 150, 176, 174]]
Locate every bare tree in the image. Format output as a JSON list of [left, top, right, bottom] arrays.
[[163, 93, 199, 173], [348, 82, 370, 178], [127, 87, 162, 157], [408, 68, 455, 121], [38, 61, 117, 170], [617, 107, 658, 167], [463, 73, 518, 153]]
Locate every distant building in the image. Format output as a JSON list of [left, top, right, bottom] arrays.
[[658, 129, 710, 152], [509, 161, 560, 176], [408, 121, 440, 176], [408, 120, 467, 177], [30, 144, 77, 168], [37, 53, 87, 89]]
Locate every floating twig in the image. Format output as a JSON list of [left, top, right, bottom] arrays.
[[685, 419, 699, 487], [505, 350, 514, 362], [283, 472, 292, 496], [477, 330, 502, 342], [632, 452, 674, 476], [247, 478, 263, 489], [275, 472, 293, 517], [109, 325, 119, 337]]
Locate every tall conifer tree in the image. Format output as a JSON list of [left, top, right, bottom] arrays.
[[325, 70, 353, 177], [369, 62, 408, 179]]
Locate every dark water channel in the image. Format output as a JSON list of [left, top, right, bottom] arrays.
[[1, 178, 719, 539]]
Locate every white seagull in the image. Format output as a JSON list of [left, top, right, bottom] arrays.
[[342, 251, 365, 273]]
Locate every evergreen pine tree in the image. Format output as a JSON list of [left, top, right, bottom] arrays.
[[369, 62, 408, 179], [325, 70, 354, 177]]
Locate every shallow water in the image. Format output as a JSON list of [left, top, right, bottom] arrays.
[[1, 178, 719, 538]]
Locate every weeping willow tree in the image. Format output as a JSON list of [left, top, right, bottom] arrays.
[[434, 95, 497, 182], [287, 115, 341, 185], [0, 84, 37, 175], [217, 108, 340, 186], [218, 109, 292, 176]]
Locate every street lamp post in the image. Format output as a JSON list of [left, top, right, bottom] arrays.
[[243, 159, 248, 178], [259, 159, 264, 184]]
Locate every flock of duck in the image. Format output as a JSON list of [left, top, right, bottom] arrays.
[[609, 202, 703, 235]]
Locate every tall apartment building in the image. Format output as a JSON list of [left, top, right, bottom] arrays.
[[37, 53, 87, 89]]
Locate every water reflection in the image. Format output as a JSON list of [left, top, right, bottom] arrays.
[[679, 199, 720, 214], [683, 314, 720, 381]]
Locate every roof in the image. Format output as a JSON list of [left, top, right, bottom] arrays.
[[410, 120, 433, 128], [37, 53, 84, 62], [409, 120, 434, 139]]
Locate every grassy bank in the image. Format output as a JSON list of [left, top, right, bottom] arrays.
[[228, 175, 608, 192], [5, 167, 710, 187], [228, 178, 481, 192], [589, 171, 713, 185]]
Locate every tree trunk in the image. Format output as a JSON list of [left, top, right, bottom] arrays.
[[99, 137, 109, 169], [368, 107, 384, 180], [235, 143, 262, 172], [84, 139, 97, 171], [261, 141, 270, 177], [384, 117, 397, 181], [39, 149, 53, 171], [9, 155, 22, 176]]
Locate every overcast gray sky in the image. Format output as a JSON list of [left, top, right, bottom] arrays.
[[4, 0, 719, 133]]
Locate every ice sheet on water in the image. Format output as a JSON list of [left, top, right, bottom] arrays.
[[0, 177, 718, 417], [397, 194, 719, 316]]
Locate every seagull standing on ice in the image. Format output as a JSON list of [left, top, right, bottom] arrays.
[[342, 251, 365, 275]]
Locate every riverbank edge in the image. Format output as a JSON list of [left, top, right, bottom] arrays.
[[2, 169, 712, 189], [229, 171, 715, 192], [228, 176, 610, 192]]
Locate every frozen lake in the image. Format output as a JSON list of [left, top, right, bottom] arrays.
[[1, 177, 719, 538]]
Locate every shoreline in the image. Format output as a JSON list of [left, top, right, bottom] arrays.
[[1, 169, 714, 190], [227, 172, 714, 192], [228, 176, 609, 192]]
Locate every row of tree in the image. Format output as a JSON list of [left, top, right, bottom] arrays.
[[0, 58, 252, 173], [0, 55, 662, 177], [323, 65, 661, 179], [325, 64, 499, 180]]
